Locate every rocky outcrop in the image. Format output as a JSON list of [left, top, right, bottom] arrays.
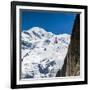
[[56, 14, 80, 77]]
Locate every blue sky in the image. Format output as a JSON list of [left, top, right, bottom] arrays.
[[21, 10, 77, 34]]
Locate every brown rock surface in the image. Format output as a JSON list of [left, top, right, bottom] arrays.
[[56, 14, 80, 77]]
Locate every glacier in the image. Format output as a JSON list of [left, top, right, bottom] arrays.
[[21, 27, 70, 79]]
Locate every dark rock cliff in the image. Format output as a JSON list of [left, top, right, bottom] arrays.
[[56, 14, 80, 77]]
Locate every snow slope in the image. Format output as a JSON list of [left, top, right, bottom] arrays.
[[21, 27, 70, 79]]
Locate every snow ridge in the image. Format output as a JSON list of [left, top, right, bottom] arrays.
[[21, 27, 70, 79]]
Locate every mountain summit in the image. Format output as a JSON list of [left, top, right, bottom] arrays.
[[21, 27, 70, 79]]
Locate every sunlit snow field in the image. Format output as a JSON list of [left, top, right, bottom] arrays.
[[21, 27, 70, 79]]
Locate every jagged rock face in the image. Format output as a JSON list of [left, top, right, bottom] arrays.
[[56, 14, 80, 77]]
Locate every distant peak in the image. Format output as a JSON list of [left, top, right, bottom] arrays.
[[30, 27, 42, 31], [27, 27, 46, 33], [58, 33, 70, 37]]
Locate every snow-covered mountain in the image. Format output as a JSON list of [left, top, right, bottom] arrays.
[[21, 27, 71, 79]]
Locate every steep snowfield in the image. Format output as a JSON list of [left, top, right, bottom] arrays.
[[21, 27, 70, 79]]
